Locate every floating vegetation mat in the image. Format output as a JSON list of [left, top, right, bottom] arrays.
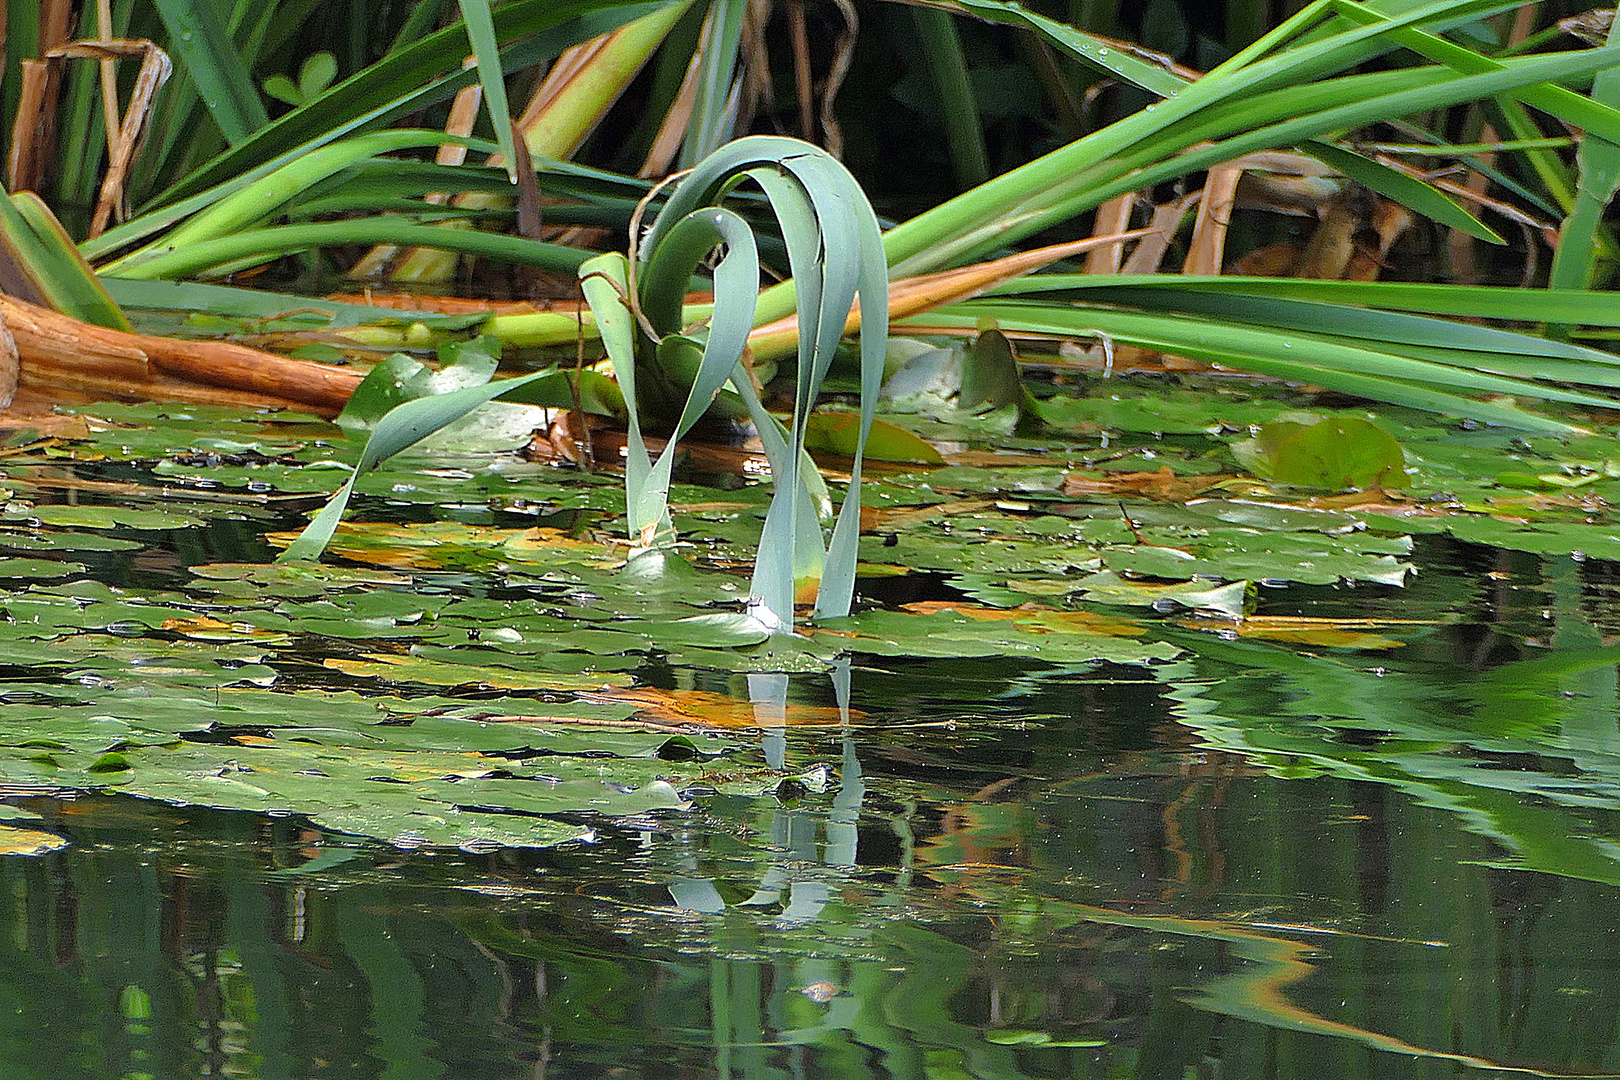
[[6, 378, 1620, 851]]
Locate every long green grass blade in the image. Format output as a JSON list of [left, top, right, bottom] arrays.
[[84, 137, 641, 263], [883, 0, 1492, 264], [1373, 120, 1562, 217], [910, 7, 990, 191], [910, 306, 1580, 431], [1040, 285, 1620, 369], [921, 303, 1594, 427], [878, 1, 1620, 275], [972, 302, 1616, 406], [1304, 336, 1620, 388], [150, 1, 664, 207], [457, 0, 520, 181], [100, 276, 482, 329], [680, 0, 749, 167], [390, 0, 451, 53], [1548, 20, 1620, 293], [100, 130, 493, 274], [1305, 141, 1501, 243], [930, 0, 1197, 95], [1325, 0, 1620, 140], [1483, 95, 1577, 214], [1028, 275, 1620, 325], [102, 218, 591, 280], [1022, 48, 1620, 272], [1170, 356, 1579, 432], [151, 0, 270, 145], [292, 157, 649, 208]]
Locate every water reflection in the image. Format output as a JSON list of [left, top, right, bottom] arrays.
[[11, 548, 1620, 1076], [671, 664, 861, 925], [6, 753, 1620, 1075]]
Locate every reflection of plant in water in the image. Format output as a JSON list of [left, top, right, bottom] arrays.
[[1162, 567, 1620, 888], [917, 785, 1037, 886], [9, 747, 1620, 1079], [668, 664, 861, 923]]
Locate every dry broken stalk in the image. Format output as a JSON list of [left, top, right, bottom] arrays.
[[5, 0, 74, 193], [48, 39, 172, 238], [1183, 164, 1243, 275], [1084, 194, 1135, 274]]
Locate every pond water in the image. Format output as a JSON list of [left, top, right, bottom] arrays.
[[6, 541, 1620, 1080], [5, 397, 1620, 1079]]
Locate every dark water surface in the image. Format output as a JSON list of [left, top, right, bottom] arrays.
[[7, 541, 1620, 1079]]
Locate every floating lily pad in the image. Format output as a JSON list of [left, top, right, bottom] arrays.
[[812, 602, 1178, 664], [29, 342, 1620, 879], [1037, 384, 1293, 435], [1233, 414, 1406, 491], [10, 504, 204, 530], [961, 328, 1027, 415], [324, 653, 633, 691], [804, 409, 945, 464], [0, 558, 84, 578], [0, 530, 143, 552], [0, 684, 743, 850], [983, 1030, 1106, 1048], [1072, 571, 1251, 617]]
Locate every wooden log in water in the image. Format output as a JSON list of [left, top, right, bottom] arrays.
[[0, 294, 363, 416]]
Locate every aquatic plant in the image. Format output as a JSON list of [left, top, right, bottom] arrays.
[[578, 135, 887, 629], [5, 0, 1620, 617]]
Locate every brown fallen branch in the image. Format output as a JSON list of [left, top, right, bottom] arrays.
[[0, 294, 363, 417]]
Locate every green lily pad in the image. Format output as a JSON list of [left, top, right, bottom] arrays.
[[0, 530, 143, 552], [1072, 571, 1251, 616], [805, 409, 945, 464], [11, 504, 204, 530], [812, 604, 1179, 664], [0, 683, 746, 850], [323, 652, 633, 690], [983, 1029, 1106, 1048], [1036, 383, 1294, 435], [961, 328, 1027, 414], [1233, 414, 1406, 490], [0, 558, 85, 578]]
